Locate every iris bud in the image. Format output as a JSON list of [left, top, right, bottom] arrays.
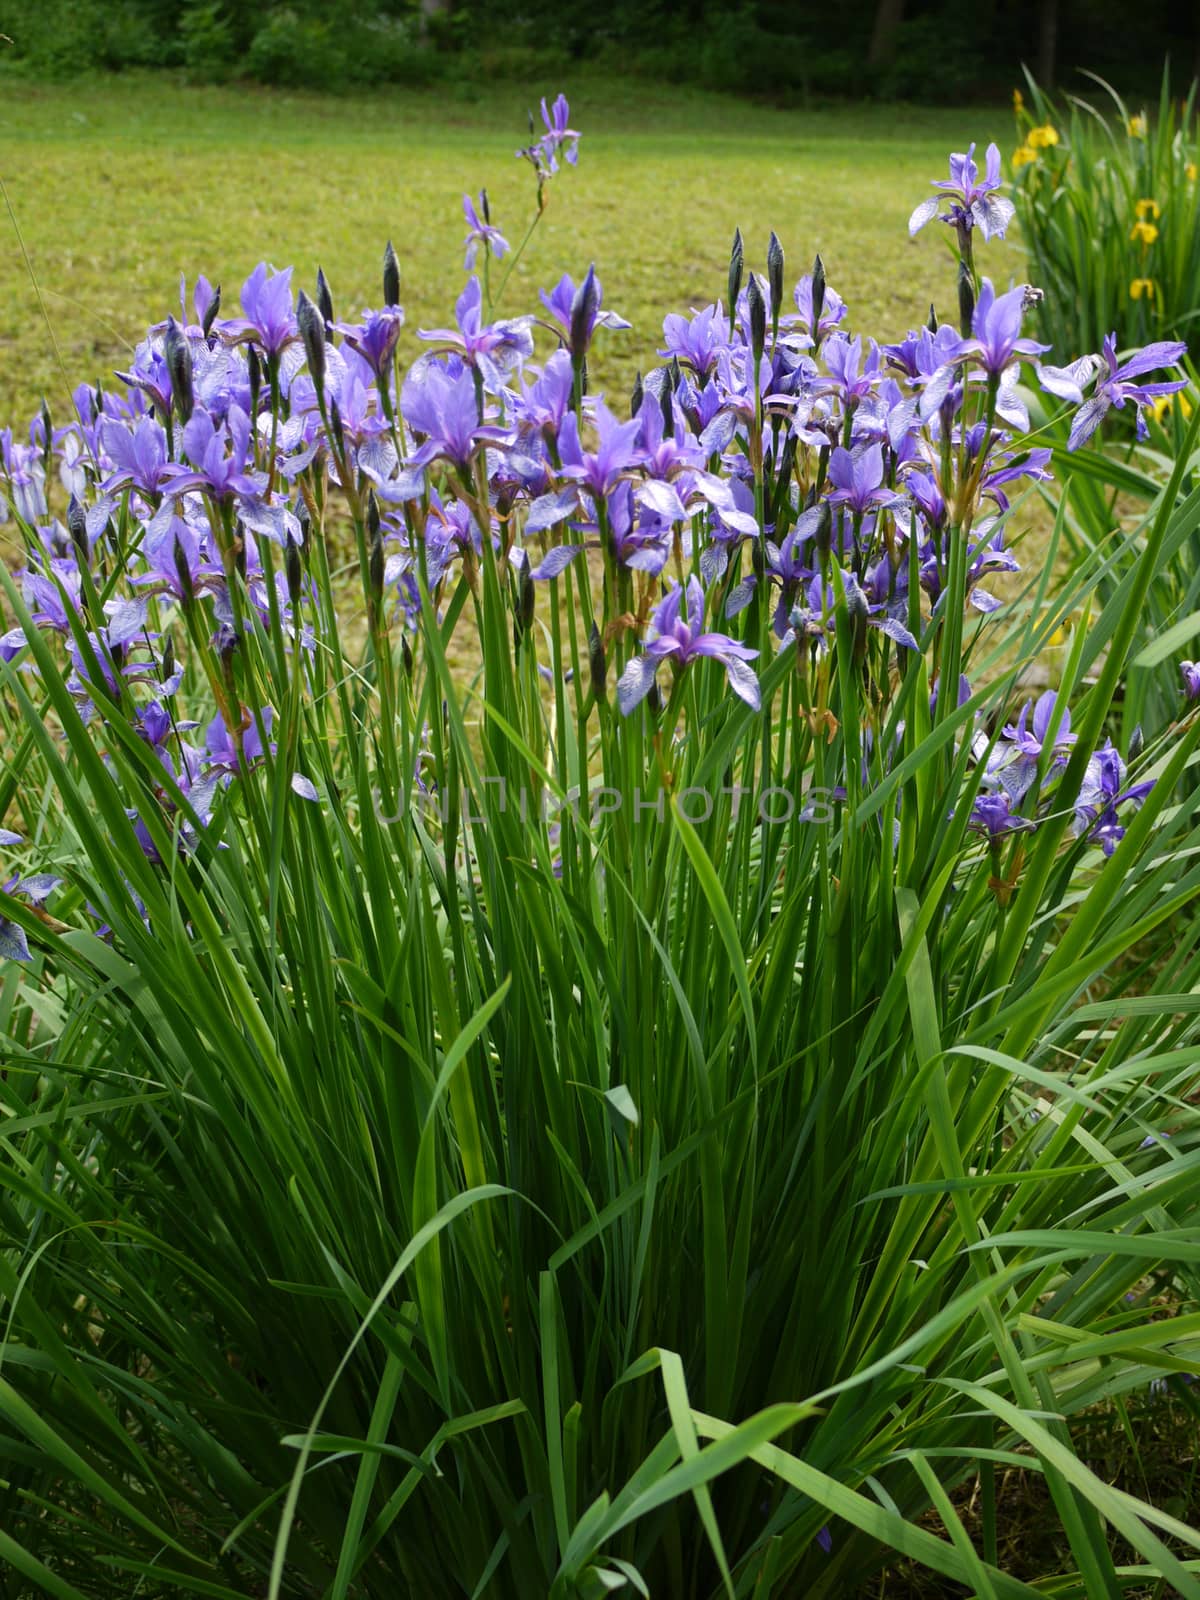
[[569, 265, 600, 362], [775, 430, 797, 497], [401, 633, 414, 678], [811, 254, 827, 337], [40, 398, 52, 469], [927, 302, 938, 335], [661, 377, 674, 439], [1128, 724, 1144, 762], [957, 261, 975, 340], [728, 227, 744, 313], [285, 536, 303, 609], [297, 291, 325, 396], [329, 397, 346, 457], [480, 188, 491, 224], [767, 231, 784, 336], [630, 370, 644, 419], [163, 317, 194, 423], [518, 557, 535, 635], [747, 275, 766, 364], [588, 620, 607, 702], [367, 490, 384, 602], [160, 634, 175, 684], [296, 497, 311, 551], [846, 577, 870, 660], [202, 284, 221, 337], [233, 518, 248, 581], [248, 344, 262, 418], [814, 500, 833, 563], [67, 493, 88, 559], [647, 679, 664, 718], [382, 240, 401, 308], [173, 529, 195, 602], [316, 266, 334, 328]]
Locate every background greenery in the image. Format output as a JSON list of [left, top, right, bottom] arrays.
[[0, 0, 1197, 99]]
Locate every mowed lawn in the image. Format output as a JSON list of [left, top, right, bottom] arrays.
[[0, 73, 1017, 429]]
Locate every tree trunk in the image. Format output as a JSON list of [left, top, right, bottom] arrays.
[[867, 0, 905, 69], [1037, 0, 1058, 87]]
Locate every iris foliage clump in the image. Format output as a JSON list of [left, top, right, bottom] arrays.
[[1009, 69, 1200, 366], [2, 97, 1200, 1600]]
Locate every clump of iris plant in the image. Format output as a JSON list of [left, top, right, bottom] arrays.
[[0, 95, 1192, 946]]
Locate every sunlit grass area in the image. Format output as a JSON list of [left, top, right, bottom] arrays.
[[0, 72, 1015, 426]]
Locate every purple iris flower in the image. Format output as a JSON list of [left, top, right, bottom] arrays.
[[918, 519, 1018, 613], [702, 475, 757, 582], [819, 335, 883, 406], [1073, 741, 1154, 856], [131, 517, 212, 603], [981, 446, 1052, 511], [540, 269, 630, 359], [598, 480, 670, 575], [909, 143, 1015, 242], [168, 407, 264, 502], [617, 576, 760, 714], [793, 274, 847, 343], [788, 569, 918, 653], [884, 323, 966, 384], [419, 276, 533, 390], [12, 566, 84, 639], [967, 792, 1035, 840], [965, 281, 1050, 377], [65, 598, 152, 712], [335, 306, 406, 381], [401, 359, 483, 470], [510, 349, 575, 445], [1055, 335, 1188, 450], [558, 401, 644, 500], [232, 264, 297, 357], [462, 192, 509, 270], [178, 272, 220, 338], [1, 432, 48, 525], [1181, 660, 1200, 700], [115, 339, 174, 419], [518, 93, 580, 176], [983, 690, 1076, 803], [422, 491, 486, 586], [826, 443, 906, 517], [660, 303, 729, 379], [0, 871, 62, 963], [205, 707, 271, 775], [100, 415, 170, 497]]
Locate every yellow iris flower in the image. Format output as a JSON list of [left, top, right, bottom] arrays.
[[1135, 198, 1161, 220], [1130, 220, 1159, 246], [1012, 145, 1037, 169], [1128, 114, 1147, 137], [1151, 392, 1195, 423], [1129, 278, 1156, 300], [1028, 124, 1059, 149]]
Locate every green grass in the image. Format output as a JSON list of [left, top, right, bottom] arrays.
[[0, 72, 1015, 430]]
